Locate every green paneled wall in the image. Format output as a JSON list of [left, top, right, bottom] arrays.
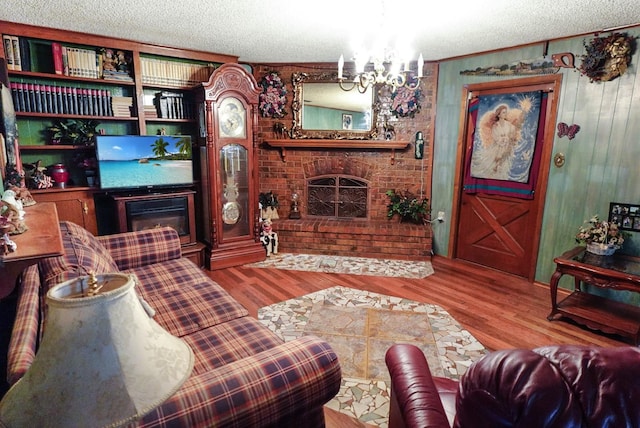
[[433, 27, 640, 304]]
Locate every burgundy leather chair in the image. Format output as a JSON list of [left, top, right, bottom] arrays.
[[385, 343, 640, 428]]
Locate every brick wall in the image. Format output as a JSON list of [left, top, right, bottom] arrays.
[[252, 62, 437, 259], [275, 218, 433, 261]]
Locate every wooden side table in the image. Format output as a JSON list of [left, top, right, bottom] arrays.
[[548, 246, 640, 344], [0, 202, 63, 299]]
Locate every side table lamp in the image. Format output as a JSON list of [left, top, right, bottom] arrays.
[[0, 273, 194, 428]]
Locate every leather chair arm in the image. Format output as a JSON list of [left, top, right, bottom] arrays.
[[385, 344, 452, 428]]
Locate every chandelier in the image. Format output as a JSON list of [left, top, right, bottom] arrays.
[[337, 49, 423, 93]]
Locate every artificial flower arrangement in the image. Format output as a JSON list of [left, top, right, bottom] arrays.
[[259, 71, 287, 118], [575, 215, 628, 255], [390, 73, 422, 118]]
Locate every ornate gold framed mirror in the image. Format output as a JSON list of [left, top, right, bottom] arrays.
[[290, 72, 379, 140]]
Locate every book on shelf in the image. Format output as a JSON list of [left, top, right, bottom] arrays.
[[51, 42, 64, 75], [3, 35, 15, 71], [18, 37, 31, 71], [10, 36, 21, 71]]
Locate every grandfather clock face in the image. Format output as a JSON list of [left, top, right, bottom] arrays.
[[218, 97, 246, 138]]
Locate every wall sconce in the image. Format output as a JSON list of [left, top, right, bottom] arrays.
[[415, 131, 424, 159]]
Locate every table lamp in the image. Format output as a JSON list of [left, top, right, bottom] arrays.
[[0, 273, 194, 428]]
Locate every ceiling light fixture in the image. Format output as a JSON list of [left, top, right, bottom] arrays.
[[337, 49, 423, 93]]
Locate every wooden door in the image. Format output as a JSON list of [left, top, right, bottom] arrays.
[[452, 76, 561, 280]]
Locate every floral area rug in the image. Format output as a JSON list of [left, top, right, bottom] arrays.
[[258, 286, 487, 427], [246, 253, 434, 279]]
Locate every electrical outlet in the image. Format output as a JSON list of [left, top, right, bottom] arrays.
[[437, 211, 445, 222]]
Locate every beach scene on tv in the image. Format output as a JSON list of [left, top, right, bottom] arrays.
[[96, 135, 193, 189]]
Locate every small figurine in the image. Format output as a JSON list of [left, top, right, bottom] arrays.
[[1, 231, 17, 255], [2, 189, 25, 220], [259, 219, 279, 257], [0, 201, 28, 235], [9, 185, 36, 207]]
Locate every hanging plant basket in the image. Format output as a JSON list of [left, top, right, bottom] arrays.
[[578, 32, 636, 83]]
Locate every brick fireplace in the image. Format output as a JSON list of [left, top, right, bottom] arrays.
[[257, 155, 433, 261], [253, 63, 437, 261]]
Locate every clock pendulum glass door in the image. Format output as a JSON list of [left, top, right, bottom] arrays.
[[220, 144, 249, 237]]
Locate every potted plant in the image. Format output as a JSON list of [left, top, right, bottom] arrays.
[[46, 119, 100, 146], [575, 215, 629, 255], [386, 189, 430, 224]]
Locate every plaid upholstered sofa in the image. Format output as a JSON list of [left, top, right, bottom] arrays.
[[6, 221, 342, 427]]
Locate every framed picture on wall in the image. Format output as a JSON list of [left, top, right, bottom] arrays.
[[608, 202, 640, 232], [342, 114, 352, 130]]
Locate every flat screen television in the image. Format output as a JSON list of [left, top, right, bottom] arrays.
[[95, 135, 194, 190]]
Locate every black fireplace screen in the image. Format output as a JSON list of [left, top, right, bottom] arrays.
[[126, 196, 189, 237], [307, 175, 368, 218]]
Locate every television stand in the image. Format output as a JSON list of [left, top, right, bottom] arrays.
[[109, 190, 204, 267]]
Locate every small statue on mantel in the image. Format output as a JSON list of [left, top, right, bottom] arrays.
[[259, 219, 279, 257]]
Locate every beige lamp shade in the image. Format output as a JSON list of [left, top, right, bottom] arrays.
[[0, 273, 194, 428]]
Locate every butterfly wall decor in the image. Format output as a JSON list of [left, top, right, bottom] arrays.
[[557, 122, 581, 140]]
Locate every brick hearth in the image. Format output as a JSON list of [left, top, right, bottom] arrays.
[[273, 218, 432, 261]]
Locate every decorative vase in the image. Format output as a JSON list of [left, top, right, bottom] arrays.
[[49, 163, 69, 188], [586, 242, 617, 256]]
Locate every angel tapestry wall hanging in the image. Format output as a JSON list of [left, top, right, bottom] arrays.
[[469, 91, 542, 183]]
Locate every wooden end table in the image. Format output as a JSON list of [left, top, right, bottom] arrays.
[[548, 246, 640, 345], [0, 202, 63, 299]]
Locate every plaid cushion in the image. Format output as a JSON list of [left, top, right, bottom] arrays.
[[97, 227, 182, 271], [138, 335, 341, 428], [183, 317, 284, 374], [125, 258, 249, 337], [37, 221, 119, 294]]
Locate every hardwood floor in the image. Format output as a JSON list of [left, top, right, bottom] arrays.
[[209, 255, 627, 428], [209, 255, 626, 352]]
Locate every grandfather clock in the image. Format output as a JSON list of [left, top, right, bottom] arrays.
[[197, 63, 265, 269]]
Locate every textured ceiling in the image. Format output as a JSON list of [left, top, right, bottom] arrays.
[[2, 0, 639, 64]]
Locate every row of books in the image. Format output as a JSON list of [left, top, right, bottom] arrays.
[[3, 35, 28, 71], [10, 82, 115, 117], [51, 42, 102, 79], [2, 34, 134, 82], [141, 57, 214, 87], [154, 92, 195, 119]]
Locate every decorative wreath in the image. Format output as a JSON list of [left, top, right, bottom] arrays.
[[390, 73, 423, 118], [258, 71, 287, 118], [578, 32, 635, 83]]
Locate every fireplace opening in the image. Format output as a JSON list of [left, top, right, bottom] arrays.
[[126, 196, 190, 238], [307, 175, 369, 218]]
